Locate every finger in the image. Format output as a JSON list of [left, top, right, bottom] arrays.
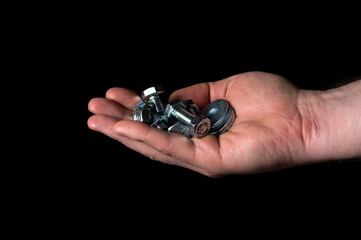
[[169, 76, 237, 108], [88, 115, 169, 160], [169, 82, 211, 109], [88, 115, 209, 175], [106, 87, 142, 110], [87, 114, 123, 140], [113, 120, 222, 170], [88, 98, 133, 120]]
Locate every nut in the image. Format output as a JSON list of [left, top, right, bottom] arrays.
[[133, 107, 152, 123], [189, 115, 211, 138]]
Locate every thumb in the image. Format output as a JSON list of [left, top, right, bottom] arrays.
[[169, 82, 211, 109]]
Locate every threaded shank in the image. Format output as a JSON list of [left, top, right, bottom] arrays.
[[149, 95, 164, 113]]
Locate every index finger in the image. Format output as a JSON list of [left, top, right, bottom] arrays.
[[169, 82, 211, 109], [106, 87, 142, 110]]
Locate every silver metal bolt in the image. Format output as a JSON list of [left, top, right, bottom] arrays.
[[164, 99, 210, 138], [140, 86, 165, 113]]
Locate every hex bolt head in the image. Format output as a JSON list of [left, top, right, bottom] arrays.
[[140, 86, 165, 113]]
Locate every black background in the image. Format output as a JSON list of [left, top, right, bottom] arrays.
[[19, 5, 360, 218]]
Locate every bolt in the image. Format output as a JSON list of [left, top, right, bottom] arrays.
[[140, 86, 165, 113], [164, 99, 210, 138]]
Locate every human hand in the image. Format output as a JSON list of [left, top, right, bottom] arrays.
[[88, 72, 361, 177]]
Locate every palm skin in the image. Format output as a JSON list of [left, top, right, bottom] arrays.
[[88, 72, 310, 177]]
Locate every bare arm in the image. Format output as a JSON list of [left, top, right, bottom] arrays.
[[298, 79, 361, 163]]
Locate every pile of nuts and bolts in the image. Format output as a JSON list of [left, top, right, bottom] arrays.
[[133, 86, 235, 138]]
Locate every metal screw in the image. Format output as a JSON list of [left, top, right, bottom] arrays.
[[164, 99, 210, 138], [140, 86, 165, 113]]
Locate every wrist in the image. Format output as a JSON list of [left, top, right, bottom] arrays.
[[298, 81, 361, 162]]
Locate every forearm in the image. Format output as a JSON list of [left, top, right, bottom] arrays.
[[299, 79, 361, 162]]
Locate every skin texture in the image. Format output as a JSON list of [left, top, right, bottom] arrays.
[[88, 72, 361, 177]]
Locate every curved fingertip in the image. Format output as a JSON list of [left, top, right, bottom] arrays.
[[87, 115, 98, 130], [105, 87, 124, 99], [88, 98, 97, 112], [112, 120, 127, 135], [88, 97, 103, 113], [106, 87, 142, 109], [88, 114, 120, 132]]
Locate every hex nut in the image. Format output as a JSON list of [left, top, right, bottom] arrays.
[[189, 115, 211, 138], [133, 107, 153, 123]]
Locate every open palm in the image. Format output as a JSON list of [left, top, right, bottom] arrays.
[[88, 72, 309, 177]]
